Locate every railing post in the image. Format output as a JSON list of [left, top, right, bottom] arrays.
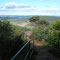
[[32, 39, 34, 50], [29, 41, 30, 49], [58, 39, 59, 47]]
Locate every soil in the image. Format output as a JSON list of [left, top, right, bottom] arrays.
[[31, 40, 60, 60]]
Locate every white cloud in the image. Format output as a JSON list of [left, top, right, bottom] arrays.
[[37, 8, 60, 13], [40, 0, 48, 1], [5, 3, 30, 9], [0, 2, 60, 16], [5, 3, 16, 9]]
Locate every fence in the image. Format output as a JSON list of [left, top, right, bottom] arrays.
[[10, 40, 34, 60]]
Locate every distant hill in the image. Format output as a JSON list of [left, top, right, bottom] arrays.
[[40, 16, 60, 23], [0, 15, 60, 24], [40, 16, 60, 21], [0, 15, 31, 20]]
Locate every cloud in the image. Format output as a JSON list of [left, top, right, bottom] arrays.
[[5, 3, 16, 9], [37, 8, 60, 13], [0, 2, 60, 16], [40, 0, 48, 1], [5, 3, 30, 9]]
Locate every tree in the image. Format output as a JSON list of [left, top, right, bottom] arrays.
[[30, 17, 50, 41], [52, 22, 60, 31], [47, 22, 60, 52], [29, 16, 40, 23], [0, 18, 15, 59], [0, 20, 14, 41], [0, 18, 25, 60], [37, 19, 49, 26]]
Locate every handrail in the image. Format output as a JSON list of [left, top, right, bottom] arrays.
[[10, 40, 34, 60]]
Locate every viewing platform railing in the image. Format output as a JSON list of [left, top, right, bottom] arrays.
[[10, 40, 34, 60]]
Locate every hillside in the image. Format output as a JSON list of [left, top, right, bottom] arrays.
[[0, 16, 60, 25], [9, 17, 29, 25], [40, 16, 60, 23]]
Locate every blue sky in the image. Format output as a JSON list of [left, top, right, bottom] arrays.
[[0, 0, 60, 16]]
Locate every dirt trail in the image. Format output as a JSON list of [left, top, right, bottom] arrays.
[[31, 40, 60, 60]]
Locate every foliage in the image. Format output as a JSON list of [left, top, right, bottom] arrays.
[[31, 26, 49, 41], [0, 16, 60, 59], [31, 18, 50, 40], [0, 19, 14, 59], [37, 19, 49, 26], [0, 20, 14, 41], [0, 18, 25, 60], [47, 22, 60, 53], [29, 16, 40, 23], [12, 25, 24, 36], [30, 17, 60, 56], [31, 28, 39, 40], [52, 22, 60, 31]]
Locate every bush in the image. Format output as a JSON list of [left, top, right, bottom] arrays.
[[0, 19, 26, 60]]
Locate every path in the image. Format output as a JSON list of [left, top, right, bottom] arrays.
[[31, 40, 60, 60]]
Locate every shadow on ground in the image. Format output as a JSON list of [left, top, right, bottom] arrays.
[[30, 41, 60, 60]]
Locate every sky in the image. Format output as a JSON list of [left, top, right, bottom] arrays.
[[0, 0, 60, 16]]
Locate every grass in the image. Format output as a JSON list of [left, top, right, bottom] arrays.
[[10, 21, 24, 25], [26, 25, 34, 30]]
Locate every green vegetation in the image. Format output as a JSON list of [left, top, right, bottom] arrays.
[[0, 18, 27, 60], [29, 16, 40, 22], [0, 16, 60, 60], [37, 19, 49, 26], [29, 16, 60, 57], [40, 16, 60, 24], [31, 19, 49, 41], [48, 22, 60, 49], [9, 17, 29, 25], [26, 25, 34, 30]]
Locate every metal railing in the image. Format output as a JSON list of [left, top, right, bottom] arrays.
[[10, 40, 34, 60]]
